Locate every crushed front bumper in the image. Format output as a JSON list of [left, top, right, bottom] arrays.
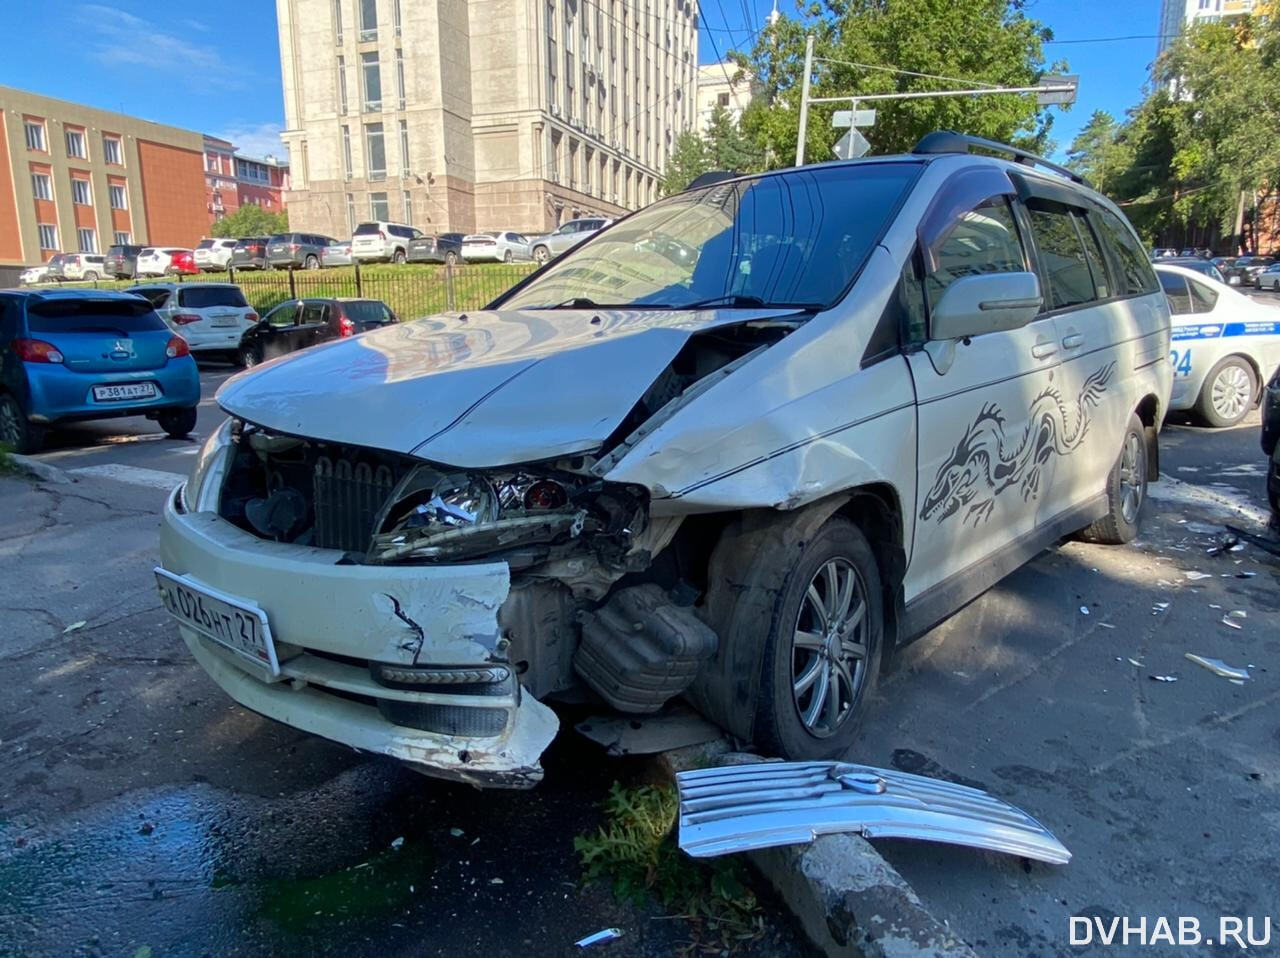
[[159, 486, 559, 788]]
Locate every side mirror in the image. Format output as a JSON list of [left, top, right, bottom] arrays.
[[930, 272, 1043, 341]]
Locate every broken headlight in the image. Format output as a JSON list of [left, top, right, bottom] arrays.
[[181, 418, 234, 512]]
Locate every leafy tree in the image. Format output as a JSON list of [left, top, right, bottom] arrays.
[[733, 0, 1061, 168], [704, 103, 761, 172], [210, 205, 289, 239], [1066, 111, 1126, 193], [661, 130, 711, 195]]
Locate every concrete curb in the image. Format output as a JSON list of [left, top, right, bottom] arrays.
[[7, 454, 73, 484], [658, 744, 978, 958]]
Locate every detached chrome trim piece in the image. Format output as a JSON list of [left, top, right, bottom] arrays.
[[676, 761, 1071, 865]]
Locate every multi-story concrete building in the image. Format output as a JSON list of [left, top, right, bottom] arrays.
[[695, 62, 753, 130], [1157, 0, 1259, 57], [276, 0, 698, 239], [203, 136, 292, 226], [0, 85, 208, 269]]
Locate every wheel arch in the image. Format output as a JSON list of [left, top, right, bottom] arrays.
[[1134, 392, 1162, 479], [686, 483, 907, 742]]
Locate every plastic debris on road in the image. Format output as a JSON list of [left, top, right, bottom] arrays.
[[1184, 654, 1251, 682], [62, 621, 86, 634], [390, 836, 405, 850], [1183, 571, 1213, 580], [1079, 606, 1090, 615], [1150, 675, 1178, 683], [575, 928, 623, 948]]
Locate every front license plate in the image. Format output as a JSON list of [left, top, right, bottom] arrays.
[[154, 568, 281, 679], [93, 382, 157, 402]]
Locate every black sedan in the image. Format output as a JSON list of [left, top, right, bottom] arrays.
[[406, 232, 465, 266], [236, 297, 399, 367], [1264, 365, 1280, 528]]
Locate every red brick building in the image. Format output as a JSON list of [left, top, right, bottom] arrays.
[[203, 136, 291, 228]]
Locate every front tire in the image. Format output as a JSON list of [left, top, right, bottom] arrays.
[[445, 250, 458, 266], [158, 406, 198, 439], [1196, 355, 1256, 428], [503, 249, 513, 263], [393, 249, 406, 265], [755, 518, 883, 760], [0, 394, 44, 454], [533, 245, 550, 265], [305, 255, 319, 270], [236, 342, 263, 369], [1079, 413, 1148, 544]]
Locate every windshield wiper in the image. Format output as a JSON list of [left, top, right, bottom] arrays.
[[673, 294, 822, 311]]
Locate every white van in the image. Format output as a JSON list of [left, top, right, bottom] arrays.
[[159, 133, 1172, 788]]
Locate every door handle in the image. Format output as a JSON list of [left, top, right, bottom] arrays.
[[1062, 334, 1084, 349], [1031, 342, 1058, 359]]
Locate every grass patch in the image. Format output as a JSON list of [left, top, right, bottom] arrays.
[[0, 443, 16, 475], [575, 781, 765, 953]]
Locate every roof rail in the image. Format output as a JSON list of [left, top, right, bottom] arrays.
[[912, 131, 1088, 188]]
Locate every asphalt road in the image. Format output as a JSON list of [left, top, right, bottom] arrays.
[[4, 344, 1279, 957]]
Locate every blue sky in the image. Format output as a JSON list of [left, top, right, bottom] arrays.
[[0, 0, 1162, 161]]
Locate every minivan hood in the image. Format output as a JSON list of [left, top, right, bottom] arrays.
[[216, 307, 787, 466]]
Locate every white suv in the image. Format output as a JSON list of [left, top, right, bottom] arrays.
[[350, 221, 423, 264], [194, 238, 237, 271], [160, 133, 1172, 788], [57, 254, 108, 281], [129, 283, 258, 358]]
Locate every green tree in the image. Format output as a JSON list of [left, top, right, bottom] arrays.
[[704, 103, 761, 172], [210, 205, 289, 238], [660, 130, 711, 195], [734, 0, 1061, 168], [1065, 111, 1126, 193]]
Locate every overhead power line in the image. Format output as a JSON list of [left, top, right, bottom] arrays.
[[1044, 33, 1183, 45]]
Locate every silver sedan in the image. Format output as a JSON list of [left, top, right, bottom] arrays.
[[461, 231, 533, 263]]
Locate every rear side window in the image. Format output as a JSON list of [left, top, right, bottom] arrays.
[[301, 303, 328, 325], [1188, 277, 1218, 312], [924, 197, 1026, 312], [344, 301, 393, 326], [1027, 203, 1095, 310], [26, 298, 168, 333], [197, 239, 216, 249], [1074, 213, 1112, 298], [1094, 208, 1159, 295], [354, 223, 381, 235], [1158, 272, 1192, 315], [179, 287, 249, 309]]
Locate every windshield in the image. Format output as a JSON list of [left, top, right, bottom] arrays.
[[499, 163, 919, 311]]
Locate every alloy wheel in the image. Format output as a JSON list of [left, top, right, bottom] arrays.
[[1118, 431, 1146, 524], [0, 399, 21, 446], [791, 557, 868, 738], [1211, 365, 1252, 422]]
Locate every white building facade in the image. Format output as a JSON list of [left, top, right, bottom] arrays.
[[276, 0, 699, 238], [695, 62, 753, 130], [1157, 0, 1258, 57]]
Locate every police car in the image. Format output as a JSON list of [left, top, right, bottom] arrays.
[[1157, 264, 1280, 427]]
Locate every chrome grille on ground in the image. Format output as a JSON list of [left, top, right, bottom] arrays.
[[312, 456, 397, 552], [675, 761, 1071, 864]]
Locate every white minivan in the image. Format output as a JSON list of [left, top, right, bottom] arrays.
[[159, 133, 1172, 788]]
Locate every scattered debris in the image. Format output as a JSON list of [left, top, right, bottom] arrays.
[[1206, 534, 1240, 557], [1079, 606, 1090, 615], [390, 836, 405, 850], [1183, 571, 1213, 581], [1149, 675, 1178, 683], [1236, 571, 1257, 579], [1127, 658, 1145, 667], [489, 877, 504, 885], [1227, 610, 1247, 619], [1152, 602, 1171, 615], [1224, 524, 1280, 559], [1098, 622, 1116, 629], [63, 621, 86, 634], [575, 928, 624, 948], [1222, 617, 1243, 630], [675, 761, 1071, 864], [449, 827, 465, 838], [1184, 654, 1251, 681]]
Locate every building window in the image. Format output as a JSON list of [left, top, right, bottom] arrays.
[[717, 92, 729, 107], [103, 136, 123, 165], [72, 178, 92, 205], [395, 49, 406, 109], [38, 224, 59, 250], [114, 231, 131, 245], [365, 122, 386, 179], [402, 189, 413, 225], [340, 125, 353, 178], [346, 193, 357, 232], [65, 128, 87, 159], [25, 120, 46, 152], [362, 51, 382, 111], [370, 191, 389, 221], [359, 0, 377, 40], [334, 0, 344, 42], [393, 0, 402, 35], [398, 120, 410, 174], [109, 184, 128, 210], [77, 228, 98, 253], [337, 55, 349, 113], [549, 130, 561, 181], [548, 36, 558, 109], [31, 172, 52, 200]]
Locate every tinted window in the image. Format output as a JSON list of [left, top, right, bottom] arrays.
[[179, 287, 249, 309], [1094, 207, 1159, 295], [354, 223, 382, 235], [344, 301, 394, 327], [1028, 203, 1096, 310], [1158, 272, 1192, 315], [26, 297, 168, 333], [197, 239, 216, 249], [924, 197, 1025, 311], [1074, 212, 1112, 299], [301, 303, 328, 325], [1188, 277, 1218, 312], [266, 303, 299, 327], [128, 288, 170, 307]]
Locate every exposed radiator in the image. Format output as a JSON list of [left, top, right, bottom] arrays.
[[312, 456, 397, 552]]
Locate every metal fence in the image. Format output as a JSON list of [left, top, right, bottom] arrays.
[[38, 262, 540, 321]]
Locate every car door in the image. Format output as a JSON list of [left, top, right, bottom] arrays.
[[296, 301, 332, 349], [548, 221, 579, 255], [258, 300, 302, 356], [905, 186, 1064, 601]]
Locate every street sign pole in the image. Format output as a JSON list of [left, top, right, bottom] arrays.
[[795, 34, 816, 167]]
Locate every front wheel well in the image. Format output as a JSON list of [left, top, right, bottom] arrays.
[[1135, 392, 1162, 479]]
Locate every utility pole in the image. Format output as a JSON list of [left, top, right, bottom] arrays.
[[795, 34, 815, 167]]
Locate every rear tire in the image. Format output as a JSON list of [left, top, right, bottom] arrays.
[[503, 249, 513, 263], [393, 249, 406, 265], [1195, 355, 1256, 428], [533, 245, 550, 265], [158, 406, 198, 439], [445, 250, 458, 266], [84, 271, 99, 281], [305, 255, 319, 270], [0, 394, 44, 454], [754, 517, 883, 760], [1079, 413, 1148, 545]]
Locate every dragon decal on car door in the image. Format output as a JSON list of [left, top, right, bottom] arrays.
[[919, 362, 1116, 526]]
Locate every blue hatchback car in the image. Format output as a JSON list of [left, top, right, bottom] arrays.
[[0, 289, 201, 453]]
